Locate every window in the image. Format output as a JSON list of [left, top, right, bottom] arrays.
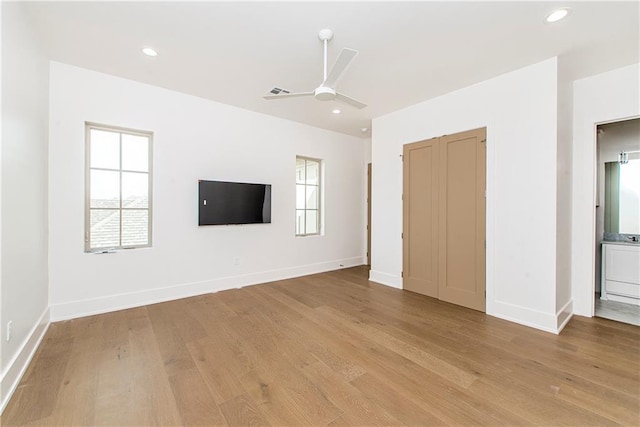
[[85, 123, 152, 251], [296, 156, 321, 236]]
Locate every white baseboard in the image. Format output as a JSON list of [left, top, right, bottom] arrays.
[[556, 299, 574, 333], [1, 307, 50, 414], [50, 256, 365, 321], [602, 293, 640, 306], [369, 270, 402, 289], [490, 299, 575, 334]]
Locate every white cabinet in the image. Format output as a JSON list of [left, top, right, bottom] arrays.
[[601, 243, 640, 305]]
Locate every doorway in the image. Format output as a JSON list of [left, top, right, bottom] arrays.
[[403, 128, 486, 312], [367, 163, 372, 266], [594, 118, 640, 326]]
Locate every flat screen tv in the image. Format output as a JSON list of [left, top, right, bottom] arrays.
[[199, 180, 271, 226]]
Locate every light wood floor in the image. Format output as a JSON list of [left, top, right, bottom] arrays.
[[3, 266, 639, 426]]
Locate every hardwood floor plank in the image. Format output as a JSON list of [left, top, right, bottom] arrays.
[[237, 369, 312, 426], [349, 372, 448, 426], [0, 333, 74, 425], [2, 266, 639, 426], [221, 306, 344, 425], [169, 368, 227, 426], [187, 336, 247, 404], [218, 393, 270, 427], [246, 286, 367, 382], [318, 305, 479, 388], [125, 307, 183, 425], [299, 358, 402, 426], [46, 317, 104, 426], [147, 302, 198, 377], [93, 311, 138, 426]]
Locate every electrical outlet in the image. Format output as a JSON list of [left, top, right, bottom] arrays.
[[6, 321, 13, 342]]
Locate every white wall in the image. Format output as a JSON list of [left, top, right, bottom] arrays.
[[555, 57, 573, 324], [48, 62, 367, 320], [1, 2, 50, 411], [572, 64, 640, 316], [371, 58, 563, 332]]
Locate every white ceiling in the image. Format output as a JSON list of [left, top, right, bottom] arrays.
[[23, 1, 639, 138]]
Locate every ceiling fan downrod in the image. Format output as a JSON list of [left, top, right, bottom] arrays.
[[318, 29, 334, 82]]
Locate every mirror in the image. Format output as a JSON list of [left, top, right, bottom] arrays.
[[598, 118, 640, 240], [604, 159, 640, 234]]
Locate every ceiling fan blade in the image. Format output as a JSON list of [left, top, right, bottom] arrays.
[[335, 92, 367, 109], [263, 92, 314, 100], [323, 48, 358, 88]]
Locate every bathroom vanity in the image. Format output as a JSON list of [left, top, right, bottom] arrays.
[[601, 242, 640, 305]]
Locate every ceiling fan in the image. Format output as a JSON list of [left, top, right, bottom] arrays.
[[263, 29, 367, 110]]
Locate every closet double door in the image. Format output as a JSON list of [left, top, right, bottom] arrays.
[[402, 128, 486, 312]]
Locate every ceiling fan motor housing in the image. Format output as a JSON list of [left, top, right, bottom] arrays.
[[318, 29, 334, 41], [315, 86, 336, 101]]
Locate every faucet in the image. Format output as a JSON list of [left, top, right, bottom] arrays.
[[627, 235, 639, 243]]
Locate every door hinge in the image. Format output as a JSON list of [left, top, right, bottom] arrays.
[[401, 271, 404, 278], [481, 139, 486, 144], [401, 232, 404, 239], [484, 240, 487, 249]]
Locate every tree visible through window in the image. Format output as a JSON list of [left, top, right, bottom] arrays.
[[296, 157, 321, 236], [85, 123, 152, 251]]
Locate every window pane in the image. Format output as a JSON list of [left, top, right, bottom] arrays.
[[122, 172, 148, 208], [296, 210, 305, 235], [90, 129, 120, 169], [306, 185, 318, 209], [306, 160, 319, 185], [305, 210, 318, 234], [122, 210, 149, 246], [296, 184, 306, 209], [122, 134, 149, 172], [90, 209, 120, 248], [90, 170, 120, 208], [296, 158, 306, 184]]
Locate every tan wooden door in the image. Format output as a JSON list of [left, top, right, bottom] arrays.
[[403, 138, 440, 298], [438, 128, 486, 311], [403, 128, 486, 312]]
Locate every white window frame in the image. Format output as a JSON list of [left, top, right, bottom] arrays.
[[296, 156, 322, 236], [85, 122, 153, 252]]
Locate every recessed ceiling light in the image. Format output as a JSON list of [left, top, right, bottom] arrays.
[[142, 47, 158, 57], [545, 7, 570, 23], [332, 109, 341, 114]]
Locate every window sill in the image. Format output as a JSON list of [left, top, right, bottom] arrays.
[[86, 245, 152, 254]]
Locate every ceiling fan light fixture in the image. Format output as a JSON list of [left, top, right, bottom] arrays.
[[142, 47, 158, 57], [545, 7, 570, 23], [263, 29, 367, 110], [315, 86, 336, 101]]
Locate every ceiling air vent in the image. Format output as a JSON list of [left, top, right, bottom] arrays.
[[269, 87, 290, 95]]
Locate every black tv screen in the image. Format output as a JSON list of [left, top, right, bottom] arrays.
[[199, 180, 271, 226]]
